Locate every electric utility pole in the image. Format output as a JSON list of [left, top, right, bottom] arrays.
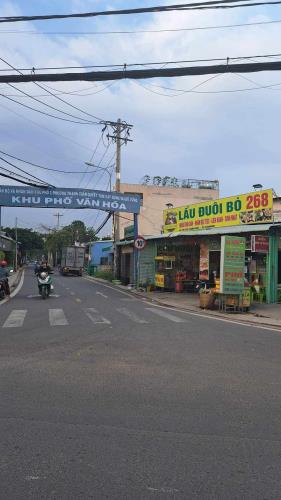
[[15, 217, 18, 271], [54, 212, 63, 229], [53, 213, 63, 266], [107, 119, 133, 279]]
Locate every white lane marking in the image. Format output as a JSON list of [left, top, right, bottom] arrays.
[[84, 308, 111, 325], [49, 309, 68, 326], [96, 291, 108, 299], [27, 294, 60, 298], [83, 277, 137, 299], [84, 277, 281, 333], [146, 307, 186, 323], [116, 307, 149, 324], [75, 298, 81, 303], [120, 298, 138, 302], [149, 303, 281, 333], [147, 487, 179, 493], [0, 270, 25, 307], [70, 292, 75, 296], [3, 310, 27, 328]]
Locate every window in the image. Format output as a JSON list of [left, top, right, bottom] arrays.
[[100, 257, 109, 265]]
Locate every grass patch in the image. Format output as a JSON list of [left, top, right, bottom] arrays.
[[94, 270, 114, 281]]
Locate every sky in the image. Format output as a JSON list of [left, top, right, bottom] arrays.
[[0, 0, 281, 233]]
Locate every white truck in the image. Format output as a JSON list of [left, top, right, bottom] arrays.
[[60, 246, 85, 276]]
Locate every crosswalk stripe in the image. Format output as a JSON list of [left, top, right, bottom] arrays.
[[2, 310, 27, 328], [49, 309, 68, 326], [84, 308, 111, 325], [116, 307, 148, 324], [146, 307, 186, 323]]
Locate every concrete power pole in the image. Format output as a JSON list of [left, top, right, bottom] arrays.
[[54, 212, 63, 230], [114, 119, 121, 279], [107, 119, 133, 279], [53, 212, 63, 266], [15, 217, 18, 271]]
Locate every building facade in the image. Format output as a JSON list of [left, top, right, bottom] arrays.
[[118, 188, 281, 302], [119, 179, 219, 238]]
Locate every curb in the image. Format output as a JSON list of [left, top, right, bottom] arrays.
[[84, 275, 281, 331], [0, 269, 25, 306], [9, 268, 23, 291]]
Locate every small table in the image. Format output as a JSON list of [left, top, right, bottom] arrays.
[[216, 293, 240, 313]]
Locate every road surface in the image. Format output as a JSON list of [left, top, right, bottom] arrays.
[[0, 267, 281, 499]]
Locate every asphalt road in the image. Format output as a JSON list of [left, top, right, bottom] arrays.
[[0, 267, 281, 500]]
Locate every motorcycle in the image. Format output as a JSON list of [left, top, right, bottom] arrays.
[[0, 279, 6, 300], [194, 280, 210, 293], [37, 271, 53, 299]]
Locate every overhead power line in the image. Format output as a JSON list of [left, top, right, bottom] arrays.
[[0, 92, 96, 124], [1, 53, 281, 73], [1, 18, 280, 36], [5, 82, 96, 124], [0, 100, 100, 153], [0, 169, 50, 187], [94, 212, 112, 235], [0, 157, 53, 187], [0, 150, 100, 174], [1, 59, 281, 83], [0, 0, 281, 23], [0, 156, 53, 185], [0, 56, 118, 125]]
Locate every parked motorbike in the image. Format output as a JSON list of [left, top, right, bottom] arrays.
[[195, 280, 210, 293], [37, 271, 53, 299], [0, 279, 6, 300]]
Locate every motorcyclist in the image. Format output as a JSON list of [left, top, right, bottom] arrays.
[[36, 261, 52, 297], [0, 260, 10, 296], [36, 261, 51, 275]]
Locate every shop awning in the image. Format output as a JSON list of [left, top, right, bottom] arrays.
[[167, 223, 281, 238], [117, 223, 281, 246]]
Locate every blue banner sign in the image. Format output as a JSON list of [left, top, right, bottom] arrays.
[[0, 185, 141, 213]]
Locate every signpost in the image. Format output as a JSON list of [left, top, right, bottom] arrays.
[[163, 189, 273, 234], [134, 236, 147, 251], [220, 236, 246, 294]]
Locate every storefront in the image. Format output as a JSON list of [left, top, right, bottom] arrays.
[[0, 233, 15, 267], [118, 224, 281, 303], [118, 189, 281, 302]]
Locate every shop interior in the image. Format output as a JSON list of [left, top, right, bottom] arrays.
[[155, 239, 200, 291]]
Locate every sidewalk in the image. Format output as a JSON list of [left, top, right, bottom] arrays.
[[133, 290, 281, 329], [8, 267, 23, 292], [86, 276, 281, 330]]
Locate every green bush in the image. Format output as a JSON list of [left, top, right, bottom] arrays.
[[94, 270, 114, 281]]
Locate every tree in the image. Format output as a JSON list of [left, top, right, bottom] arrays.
[[142, 175, 150, 185], [3, 227, 44, 259], [153, 176, 162, 186], [162, 176, 171, 186], [44, 220, 98, 262]]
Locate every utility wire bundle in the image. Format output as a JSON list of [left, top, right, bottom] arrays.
[[0, 0, 281, 23]]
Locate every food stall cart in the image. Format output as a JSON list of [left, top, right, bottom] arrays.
[[154, 255, 176, 290]]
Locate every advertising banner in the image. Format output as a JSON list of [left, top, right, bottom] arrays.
[[155, 274, 165, 288], [0, 185, 141, 213], [251, 235, 269, 253], [220, 236, 246, 294], [163, 189, 273, 234]]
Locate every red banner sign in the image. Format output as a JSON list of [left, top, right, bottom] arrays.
[[251, 235, 269, 253]]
